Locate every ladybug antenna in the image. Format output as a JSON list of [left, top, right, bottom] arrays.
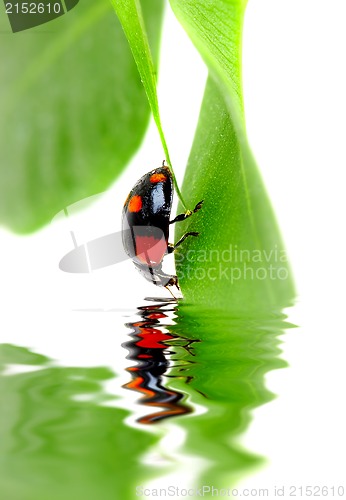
[[165, 285, 178, 301], [162, 159, 166, 167]]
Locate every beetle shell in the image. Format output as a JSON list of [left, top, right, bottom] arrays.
[[122, 166, 173, 285]]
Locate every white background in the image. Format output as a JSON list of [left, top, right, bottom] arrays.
[[1, 0, 346, 495]]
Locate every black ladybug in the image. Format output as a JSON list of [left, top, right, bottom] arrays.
[[122, 162, 203, 292]]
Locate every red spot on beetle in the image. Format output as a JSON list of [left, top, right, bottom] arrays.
[[135, 235, 167, 266], [150, 173, 167, 183], [128, 195, 142, 213]]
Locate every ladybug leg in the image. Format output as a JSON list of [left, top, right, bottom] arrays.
[[166, 275, 179, 288], [164, 275, 180, 300], [167, 232, 199, 254], [169, 200, 204, 225], [152, 267, 180, 292]]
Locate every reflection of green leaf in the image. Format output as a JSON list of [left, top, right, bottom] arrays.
[[0, 344, 162, 500], [0, 343, 50, 366], [170, 0, 295, 310], [0, 0, 163, 233], [168, 304, 291, 487]]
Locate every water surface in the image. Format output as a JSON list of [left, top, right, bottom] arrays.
[[0, 299, 292, 499]]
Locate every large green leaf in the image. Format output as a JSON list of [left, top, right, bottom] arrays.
[[170, 0, 295, 311], [0, 0, 164, 233]]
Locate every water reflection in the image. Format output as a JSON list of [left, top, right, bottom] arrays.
[[169, 303, 291, 486], [0, 343, 162, 500], [0, 300, 293, 498], [124, 298, 292, 487], [123, 299, 195, 424]]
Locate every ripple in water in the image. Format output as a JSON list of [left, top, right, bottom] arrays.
[[123, 298, 197, 424]]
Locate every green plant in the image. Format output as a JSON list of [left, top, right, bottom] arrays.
[[0, 0, 163, 232], [111, 0, 294, 310], [0, 0, 294, 309]]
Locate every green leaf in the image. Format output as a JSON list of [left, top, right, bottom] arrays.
[[170, 0, 295, 311], [110, 0, 187, 207], [0, 0, 164, 233]]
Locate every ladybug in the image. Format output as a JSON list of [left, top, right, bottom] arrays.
[[122, 162, 203, 292]]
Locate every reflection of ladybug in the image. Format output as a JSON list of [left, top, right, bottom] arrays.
[[122, 162, 203, 290], [123, 301, 194, 424]]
